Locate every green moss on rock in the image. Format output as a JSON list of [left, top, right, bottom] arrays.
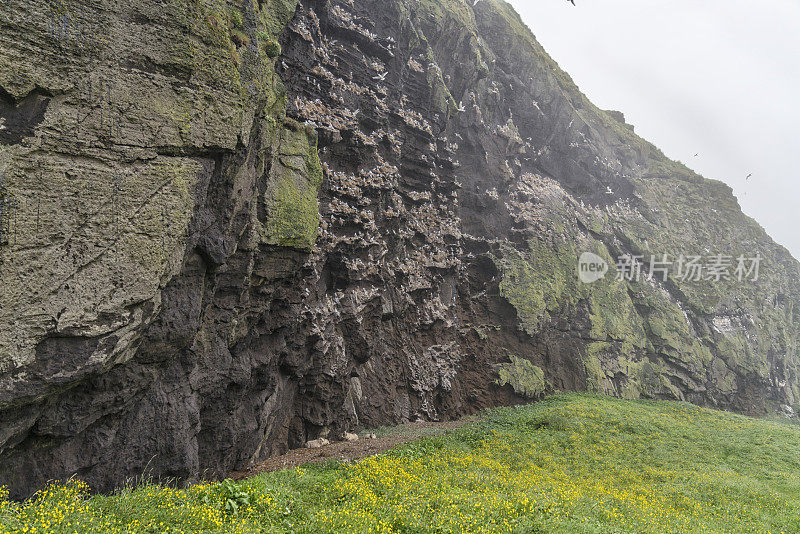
[[496, 356, 547, 399], [259, 0, 300, 38], [261, 124, 323, 252], [258, 31, 282, 58], [495, 240, 579, 336]]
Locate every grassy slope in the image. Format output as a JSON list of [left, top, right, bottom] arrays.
[[1, 394, 799, 533]]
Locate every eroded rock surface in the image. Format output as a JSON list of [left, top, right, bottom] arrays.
[[0, 0, 798, 497]]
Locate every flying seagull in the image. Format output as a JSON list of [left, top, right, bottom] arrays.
[[694, 153, 699, 157], [746, 173, 752, 180], [373, 72, 388, 81]]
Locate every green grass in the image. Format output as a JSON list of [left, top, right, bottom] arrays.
[[2, 393, 800, 533]]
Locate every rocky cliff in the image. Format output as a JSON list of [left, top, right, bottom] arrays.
[[1, 0, 798, 498]]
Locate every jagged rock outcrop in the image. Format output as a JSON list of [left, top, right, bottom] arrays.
[[1, 0, 798, 498]]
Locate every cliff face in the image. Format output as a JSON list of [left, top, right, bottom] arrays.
[[1, 0, 798, 498]]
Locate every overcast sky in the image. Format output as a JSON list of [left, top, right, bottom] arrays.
[[507, 0, 800, 260]]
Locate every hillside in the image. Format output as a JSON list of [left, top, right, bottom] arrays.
[[0, 0, 799, 497], [2, 394, 799, 532]]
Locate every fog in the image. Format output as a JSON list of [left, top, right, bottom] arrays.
[[507, 0, 800, 260]]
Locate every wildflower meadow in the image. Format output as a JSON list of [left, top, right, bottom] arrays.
[[2, 393, 799, 533]]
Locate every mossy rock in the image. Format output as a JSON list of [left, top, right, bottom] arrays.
[[258, 32, 282, 58], [226, 7, 244, 28], [495, 239, 580, 336], [261, 124, 323, 252], [496, 356, 548, 399], [231, 28, 250, 47]]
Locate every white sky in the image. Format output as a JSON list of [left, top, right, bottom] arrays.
[[506, 0, 800, 260]]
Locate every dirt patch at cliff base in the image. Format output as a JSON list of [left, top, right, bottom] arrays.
[[232, 418, 479, 480]]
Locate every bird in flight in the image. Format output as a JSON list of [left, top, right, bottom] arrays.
[[694, 153, 699, 157], [746, 173, 753, 180]]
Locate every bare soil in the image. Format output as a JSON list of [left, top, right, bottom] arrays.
[[231, 418, 478, 480]]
